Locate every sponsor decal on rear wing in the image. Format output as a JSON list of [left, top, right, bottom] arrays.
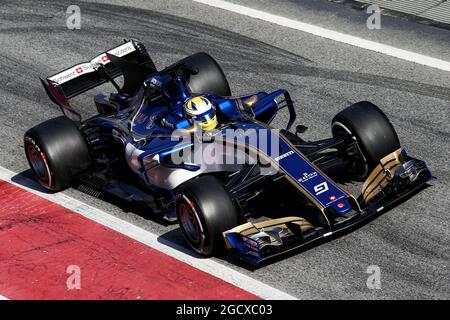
[[48, 42, 136, 86], [41, 40, 156, 122]]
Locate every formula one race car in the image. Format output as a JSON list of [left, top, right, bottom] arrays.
[[25, 40, 433, 265]]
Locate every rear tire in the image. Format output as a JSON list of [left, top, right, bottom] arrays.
[[332, 101, 400, 179], [176, 175, 242, 256], [24, 116, 91, 192], [171, 52, 231, 96]]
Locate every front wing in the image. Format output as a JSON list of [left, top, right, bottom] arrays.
[[223, 148, 433, 266]]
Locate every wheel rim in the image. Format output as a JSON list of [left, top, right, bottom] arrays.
[[27, 144, 49, 182], [352, 160, 369, 179], [332, 122, 369, 178], [179, 202, 202, 244]]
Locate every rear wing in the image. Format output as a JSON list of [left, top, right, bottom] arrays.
[[41, 39, 157, 122]]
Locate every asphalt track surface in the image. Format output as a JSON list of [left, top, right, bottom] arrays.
[[0, 0, 449, 299]]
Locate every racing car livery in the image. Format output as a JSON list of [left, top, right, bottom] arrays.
[[25, 40, 433, 265]]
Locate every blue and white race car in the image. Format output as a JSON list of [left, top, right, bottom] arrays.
[[25, 40, 433, 265]]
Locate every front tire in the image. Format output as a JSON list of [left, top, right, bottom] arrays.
[[24, 116, 91, 192], [168, 52, 231, 96], [176, 175, 242, 256], [332, 101, 401, 179]]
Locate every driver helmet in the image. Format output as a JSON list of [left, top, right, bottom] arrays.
[[183, 96, 217, 131]]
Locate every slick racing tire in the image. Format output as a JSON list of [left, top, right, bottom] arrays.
[[332, 101, 401, 179], [174, 52, 231, 96], [24, 116, 91, 192], [176, 175, 242, 257]]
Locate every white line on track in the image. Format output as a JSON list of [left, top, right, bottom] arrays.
[[193, 0, 450, 72], [0, 166, 296, 300], [0, 295, 9, 300]]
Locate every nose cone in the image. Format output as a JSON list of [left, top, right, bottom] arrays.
[[328, 198, 353, 215]]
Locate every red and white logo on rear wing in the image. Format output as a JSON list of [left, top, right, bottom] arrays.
[[48, 42, 136, 85]]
